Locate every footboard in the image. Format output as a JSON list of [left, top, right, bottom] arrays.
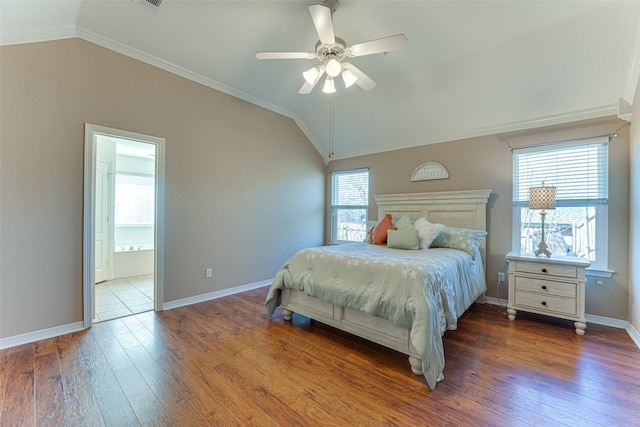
[[280, 288, 423, 375]]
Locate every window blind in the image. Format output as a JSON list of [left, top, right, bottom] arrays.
[[115, 173, 155, 225], [331, 168, 369, 206], [513, 138, 609, 207]]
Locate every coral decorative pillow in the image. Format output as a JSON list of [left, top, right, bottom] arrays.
[[365, 220, 378, 243], [371, 214, 394, 245]]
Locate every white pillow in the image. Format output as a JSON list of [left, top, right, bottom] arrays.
[[413, 217, 444, 249]]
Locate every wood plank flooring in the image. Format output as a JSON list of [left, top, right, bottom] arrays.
[[1, 287, 639, 426]]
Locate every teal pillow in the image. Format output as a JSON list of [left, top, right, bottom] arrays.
[[430, 226, 487, 259], [394, 213, 413, 228], [387, 226, 419, 250]]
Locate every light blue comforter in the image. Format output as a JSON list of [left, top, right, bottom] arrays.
[[265, 243, 486, 389]]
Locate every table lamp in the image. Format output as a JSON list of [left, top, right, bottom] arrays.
[[529, 182, 556, 257]]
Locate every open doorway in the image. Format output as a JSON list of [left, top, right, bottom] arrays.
[[83, 124, 165, 328], [95, 136, 156, 321]]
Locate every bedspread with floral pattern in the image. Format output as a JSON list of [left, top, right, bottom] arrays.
[[265, 243, 486, 389]]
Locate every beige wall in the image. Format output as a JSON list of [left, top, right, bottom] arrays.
[[630, 81, 640, 332], [0, 39, 325, 338], [327, 116, 630, 320]]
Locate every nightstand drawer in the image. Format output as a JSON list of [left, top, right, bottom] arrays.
[[514, 292, 577, 316], [514, 277, 577, 299], [513, 261, 577, 279]]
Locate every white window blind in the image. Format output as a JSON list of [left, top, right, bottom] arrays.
[[331, 168, 369, 243], [512, 136, 610, 272], [332, 169, 369, 206], [115, 173, 155, 225], [513, 138, 609, 207]]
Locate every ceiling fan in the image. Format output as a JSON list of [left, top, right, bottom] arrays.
[[255, 0, 408, 94]]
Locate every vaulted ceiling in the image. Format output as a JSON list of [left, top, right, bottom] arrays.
[[2, 1, 640, 161]]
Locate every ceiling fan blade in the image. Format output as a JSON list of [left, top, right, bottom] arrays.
[[343, 63, 377, 91], [309, 4, 335, 46], [298, 81, 315, 95], [298, 67, 326, 94], [255, 52, 315, 60], [347, 34, 408, 57]]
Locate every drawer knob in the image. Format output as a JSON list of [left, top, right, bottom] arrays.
[[541, 268, 548, 273], [541, 301, 547, 306], [541, 285, 547, 290]]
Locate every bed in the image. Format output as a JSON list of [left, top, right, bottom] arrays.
[[265, 189, 491, 389]]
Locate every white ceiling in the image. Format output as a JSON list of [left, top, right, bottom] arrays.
[[2, 0, 640, 161]]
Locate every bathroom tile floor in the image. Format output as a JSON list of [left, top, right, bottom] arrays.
[[94, 275, 154, 322]]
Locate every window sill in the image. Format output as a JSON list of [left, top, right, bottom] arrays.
[[586, 268, 614, 278]]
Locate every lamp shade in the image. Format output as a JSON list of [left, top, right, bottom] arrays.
[[341, 68, 358, 88], [323, 76, 336, 93], [529, 184, 556, 210], [303, 66, 321, 85]]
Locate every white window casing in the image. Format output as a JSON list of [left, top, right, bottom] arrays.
[[512, 137, 612, 276], [330, 168, 369, 244]]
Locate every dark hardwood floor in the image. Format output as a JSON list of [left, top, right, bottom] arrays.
[[1, 287, 639, 426]]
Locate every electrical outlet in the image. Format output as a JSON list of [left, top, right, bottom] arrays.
[[205, 268, 213, 278], [498, 272, 505, 283]]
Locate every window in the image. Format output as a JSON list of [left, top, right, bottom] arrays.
[[512, 137, 609, 273], [115, 173, 155, 225], [331, 168, 369, 243]]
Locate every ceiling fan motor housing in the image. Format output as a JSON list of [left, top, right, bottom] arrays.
[[321, 0, 339, 14], [315, 37, 347, 62]]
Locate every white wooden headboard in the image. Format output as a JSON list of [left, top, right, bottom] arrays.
[[374, 189, 492, 265]]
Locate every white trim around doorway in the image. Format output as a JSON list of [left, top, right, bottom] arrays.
[[83, 123, 165, 329]]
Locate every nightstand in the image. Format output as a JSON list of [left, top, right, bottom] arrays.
[[506, 252, 590, 335]]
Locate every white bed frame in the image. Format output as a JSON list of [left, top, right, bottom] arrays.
[[280, 189, 492, 376]]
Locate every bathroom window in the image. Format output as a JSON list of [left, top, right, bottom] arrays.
[[115, 173, 155, 225]]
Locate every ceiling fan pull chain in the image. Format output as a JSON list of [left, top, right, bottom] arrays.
[[329, 99, 335, 158]]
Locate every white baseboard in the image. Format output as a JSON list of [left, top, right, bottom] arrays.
[[0, 321, 85, 350], [3, 284, 637, 352], [0, 280, 272, 350], [162, 279, 272, 311], [585, 313, 629, 329], [483, 296, 508, 307], [627, 323, 640, 348], [482, 298, 639, 349]]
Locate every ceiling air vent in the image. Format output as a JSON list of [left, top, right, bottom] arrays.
[[135, 0, 164, 11]]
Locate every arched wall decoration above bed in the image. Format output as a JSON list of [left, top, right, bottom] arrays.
[[410, 161, 449, 182]]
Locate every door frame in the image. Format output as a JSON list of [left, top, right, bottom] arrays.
[[83, 123, 166, 328]]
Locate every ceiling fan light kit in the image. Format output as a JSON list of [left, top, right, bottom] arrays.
[[255, 0, 408, 95], [303, 66, 321, 85], [325, 59, 342, 77], [341, 67, 357, 88], [323, 76, 336, 93]]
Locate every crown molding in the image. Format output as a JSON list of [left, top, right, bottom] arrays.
[[292, 116, 327, 163], [621, 9, 640, 106], [74, 26, 296, 121], [2, 25, 624, 164], [327, 104, 618, 162], [1, 25, 326, 159]]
